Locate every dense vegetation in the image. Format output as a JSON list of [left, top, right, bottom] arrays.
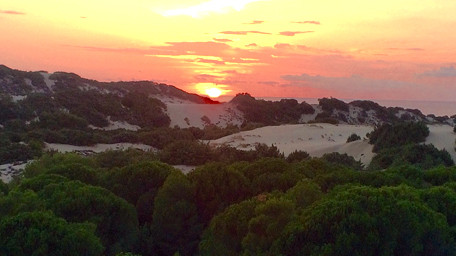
[[231, 93, 314, 125], [2, 64, 456, 255], [1, 148, 456, 256], [368, 121, 430, 152]]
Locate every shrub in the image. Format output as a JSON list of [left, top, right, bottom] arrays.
[[286, 150, 310, 163], [346, 133, 361, 143], [369, 122, 429, 152]]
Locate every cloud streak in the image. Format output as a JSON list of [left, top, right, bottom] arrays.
[[279, 31, 314, 36], [280, 73, 421, 99], [220, 30, 271, 35], [213, 38, 233, 42], [417, 66, 456, 77], [243, 20, 264, 24], [0, 10, 26, 15], [292, 21, 320, 25]]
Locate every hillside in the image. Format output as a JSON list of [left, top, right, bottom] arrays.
[[1, 65, 455, 182]]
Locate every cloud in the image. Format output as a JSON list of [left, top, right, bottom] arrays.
[[258, 81, 279, 86], [387, 47, 425, 51], [246, 43, 258, 47], [0, 10, 26, 15], [292, 21, 320, 25], [213, 38, 233, 42], [196, 58, 225, 65], [280, 73, 419, 99], [279, 31, 314, 36], [158, 0, 264, 18], [243, 20, 264, 25], [195, 74, 222, 81], [220, 30, 271, 35], [417, 66, 456, 77]]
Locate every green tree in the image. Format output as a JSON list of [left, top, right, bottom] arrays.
[[188, 163, 250, 224], [242, 198, 296, 255], [152, 172, 201, 256], [100, 161, 173, 224], [276, 185, 455, 256], [37, 181, 139, 256], [199, 199, 260, 256], [0, 211, 103, 256], [286, 150, 310, 163]]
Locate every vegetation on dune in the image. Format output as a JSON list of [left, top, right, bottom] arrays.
[[1, 140, 456, 255], [3, 65, 456, 256], [231, 93, 314, 125], [368, 121, 429, 152], [346, 133, 361, 142]]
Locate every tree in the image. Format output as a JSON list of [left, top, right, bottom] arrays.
[[199, 199, 260, 256], [275, 185, 455, 256], [152, 172, 201, 256], [100, 161, 173, 224], [286, 150, 310, 163], [242, 198, 296, 255], [188, 163, 250, 224], [0, 211, 103, 256], [37, 181, 139, 256]]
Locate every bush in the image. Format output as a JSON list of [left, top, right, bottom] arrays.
[[231, 93, 314, 125], [346, 133, 361, 143], [369, 144, 454, 170], [322, 152, 364, 170], [286, 150, 310, 163], [318, 97, 349, 112], [369, 122, 429, 152], [159, 140, 212, 165]]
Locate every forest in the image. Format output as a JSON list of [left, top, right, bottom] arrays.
[[1, 122, 456, 256]]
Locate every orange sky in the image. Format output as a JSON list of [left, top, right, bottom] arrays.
[[1, 0, 456, 100]]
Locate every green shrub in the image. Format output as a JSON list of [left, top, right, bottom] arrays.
[[346, 133, 361, 143], [369, 122, 429, 152]]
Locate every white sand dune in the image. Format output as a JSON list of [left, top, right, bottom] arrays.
[[210, 124, 375, 166], [166, 102, 244, 128], [426, 125, 456, 162]]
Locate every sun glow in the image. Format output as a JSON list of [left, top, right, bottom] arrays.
[[205, 87, 223, 98], [159, 0, 263, 17]]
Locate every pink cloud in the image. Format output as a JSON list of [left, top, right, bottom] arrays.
[[195, 58, 225, 65], [292, 21, 320, 25], [246, 43, 258, 47], [213, 38, 233, 42], [279, 31, 314, 36], [243, 20, 264, 25], [220, 30, 271, 35], [0, 10, 26, 15]]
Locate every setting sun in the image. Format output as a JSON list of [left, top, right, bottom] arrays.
[[205, 87, 223, 98]]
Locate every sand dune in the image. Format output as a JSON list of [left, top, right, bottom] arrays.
[[166, 102, 244, 129], [210, 124, 375, 166], [210, 123, 456, 166], [426, 124, 456, 161]]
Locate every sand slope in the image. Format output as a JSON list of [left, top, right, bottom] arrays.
[[426, 125, 456, 162], [210, 124, 375, 166], [166, 102, 244, 128]]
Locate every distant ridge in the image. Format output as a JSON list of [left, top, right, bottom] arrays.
[[0, 64, 454, 130]]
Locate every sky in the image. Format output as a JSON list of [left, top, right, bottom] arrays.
[[1, 0, 456, 101]]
